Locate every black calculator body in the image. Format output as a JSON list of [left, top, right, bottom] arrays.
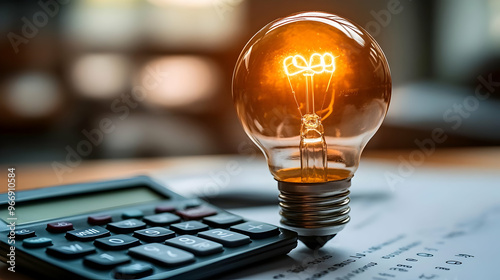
[[0, 176, 297, 279]]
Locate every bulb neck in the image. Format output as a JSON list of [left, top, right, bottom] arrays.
[[278, 178, 351, 238]]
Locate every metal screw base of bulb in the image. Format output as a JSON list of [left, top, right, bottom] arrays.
[[278, 178, 351, 249]]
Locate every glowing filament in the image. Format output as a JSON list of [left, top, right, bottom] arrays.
[[284, 53, 335, 76], [282, 53, 336, 181]]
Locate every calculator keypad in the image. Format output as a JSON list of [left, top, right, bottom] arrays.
[[11, 201, 293, 280]]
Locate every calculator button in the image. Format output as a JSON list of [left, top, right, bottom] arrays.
[[198, 229, 251, 247], [84, 252, 131, 269], [114, 262, 153, 279], [128, 243, 195, 267], [182, 199, 202, 209], [46, 221, 74, 233], [107, 219, 146, 233], [88, 215, 112, 225], [155, 204, 176, 213], [11, 229, 36, 240], [66, 226, 111, 241], [230, 222, 280, 239], [176, 205, 217, 220], [23, 237, 53, 248], [170, 221, 208, 234], [134, 227, 175, 242], [143, 213, 180, 226], [165, 235, 223, 256], [122, 210, 144, 219], [95, 234, 141, 250], [46, 242, 96, 259], [203, 213, 244, 227]]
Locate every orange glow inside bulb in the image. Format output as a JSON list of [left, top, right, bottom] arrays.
[[233, 12, 391, 183]]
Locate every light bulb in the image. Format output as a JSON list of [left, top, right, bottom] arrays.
[[232, 12, 391, 249]]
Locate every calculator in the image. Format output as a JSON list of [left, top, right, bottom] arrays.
[[0, 176, 297, 279]]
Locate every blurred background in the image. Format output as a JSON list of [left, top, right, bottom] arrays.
[[1, 0, 500, 165]]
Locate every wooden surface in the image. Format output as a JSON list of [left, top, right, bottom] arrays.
[[1, 147, 499, 193]]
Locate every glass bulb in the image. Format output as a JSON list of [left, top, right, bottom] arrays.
[[232, 12, 391, 249]]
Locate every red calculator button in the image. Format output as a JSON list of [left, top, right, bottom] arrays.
[[176, 205, 217, 220], [88, 215, 112, 225], [47, 222, 74, 233]]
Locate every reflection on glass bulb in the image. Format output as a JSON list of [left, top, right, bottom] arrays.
[[232, 12, 391, 249]]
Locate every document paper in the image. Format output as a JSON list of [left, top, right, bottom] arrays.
[[153, 157, 500, 279]]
